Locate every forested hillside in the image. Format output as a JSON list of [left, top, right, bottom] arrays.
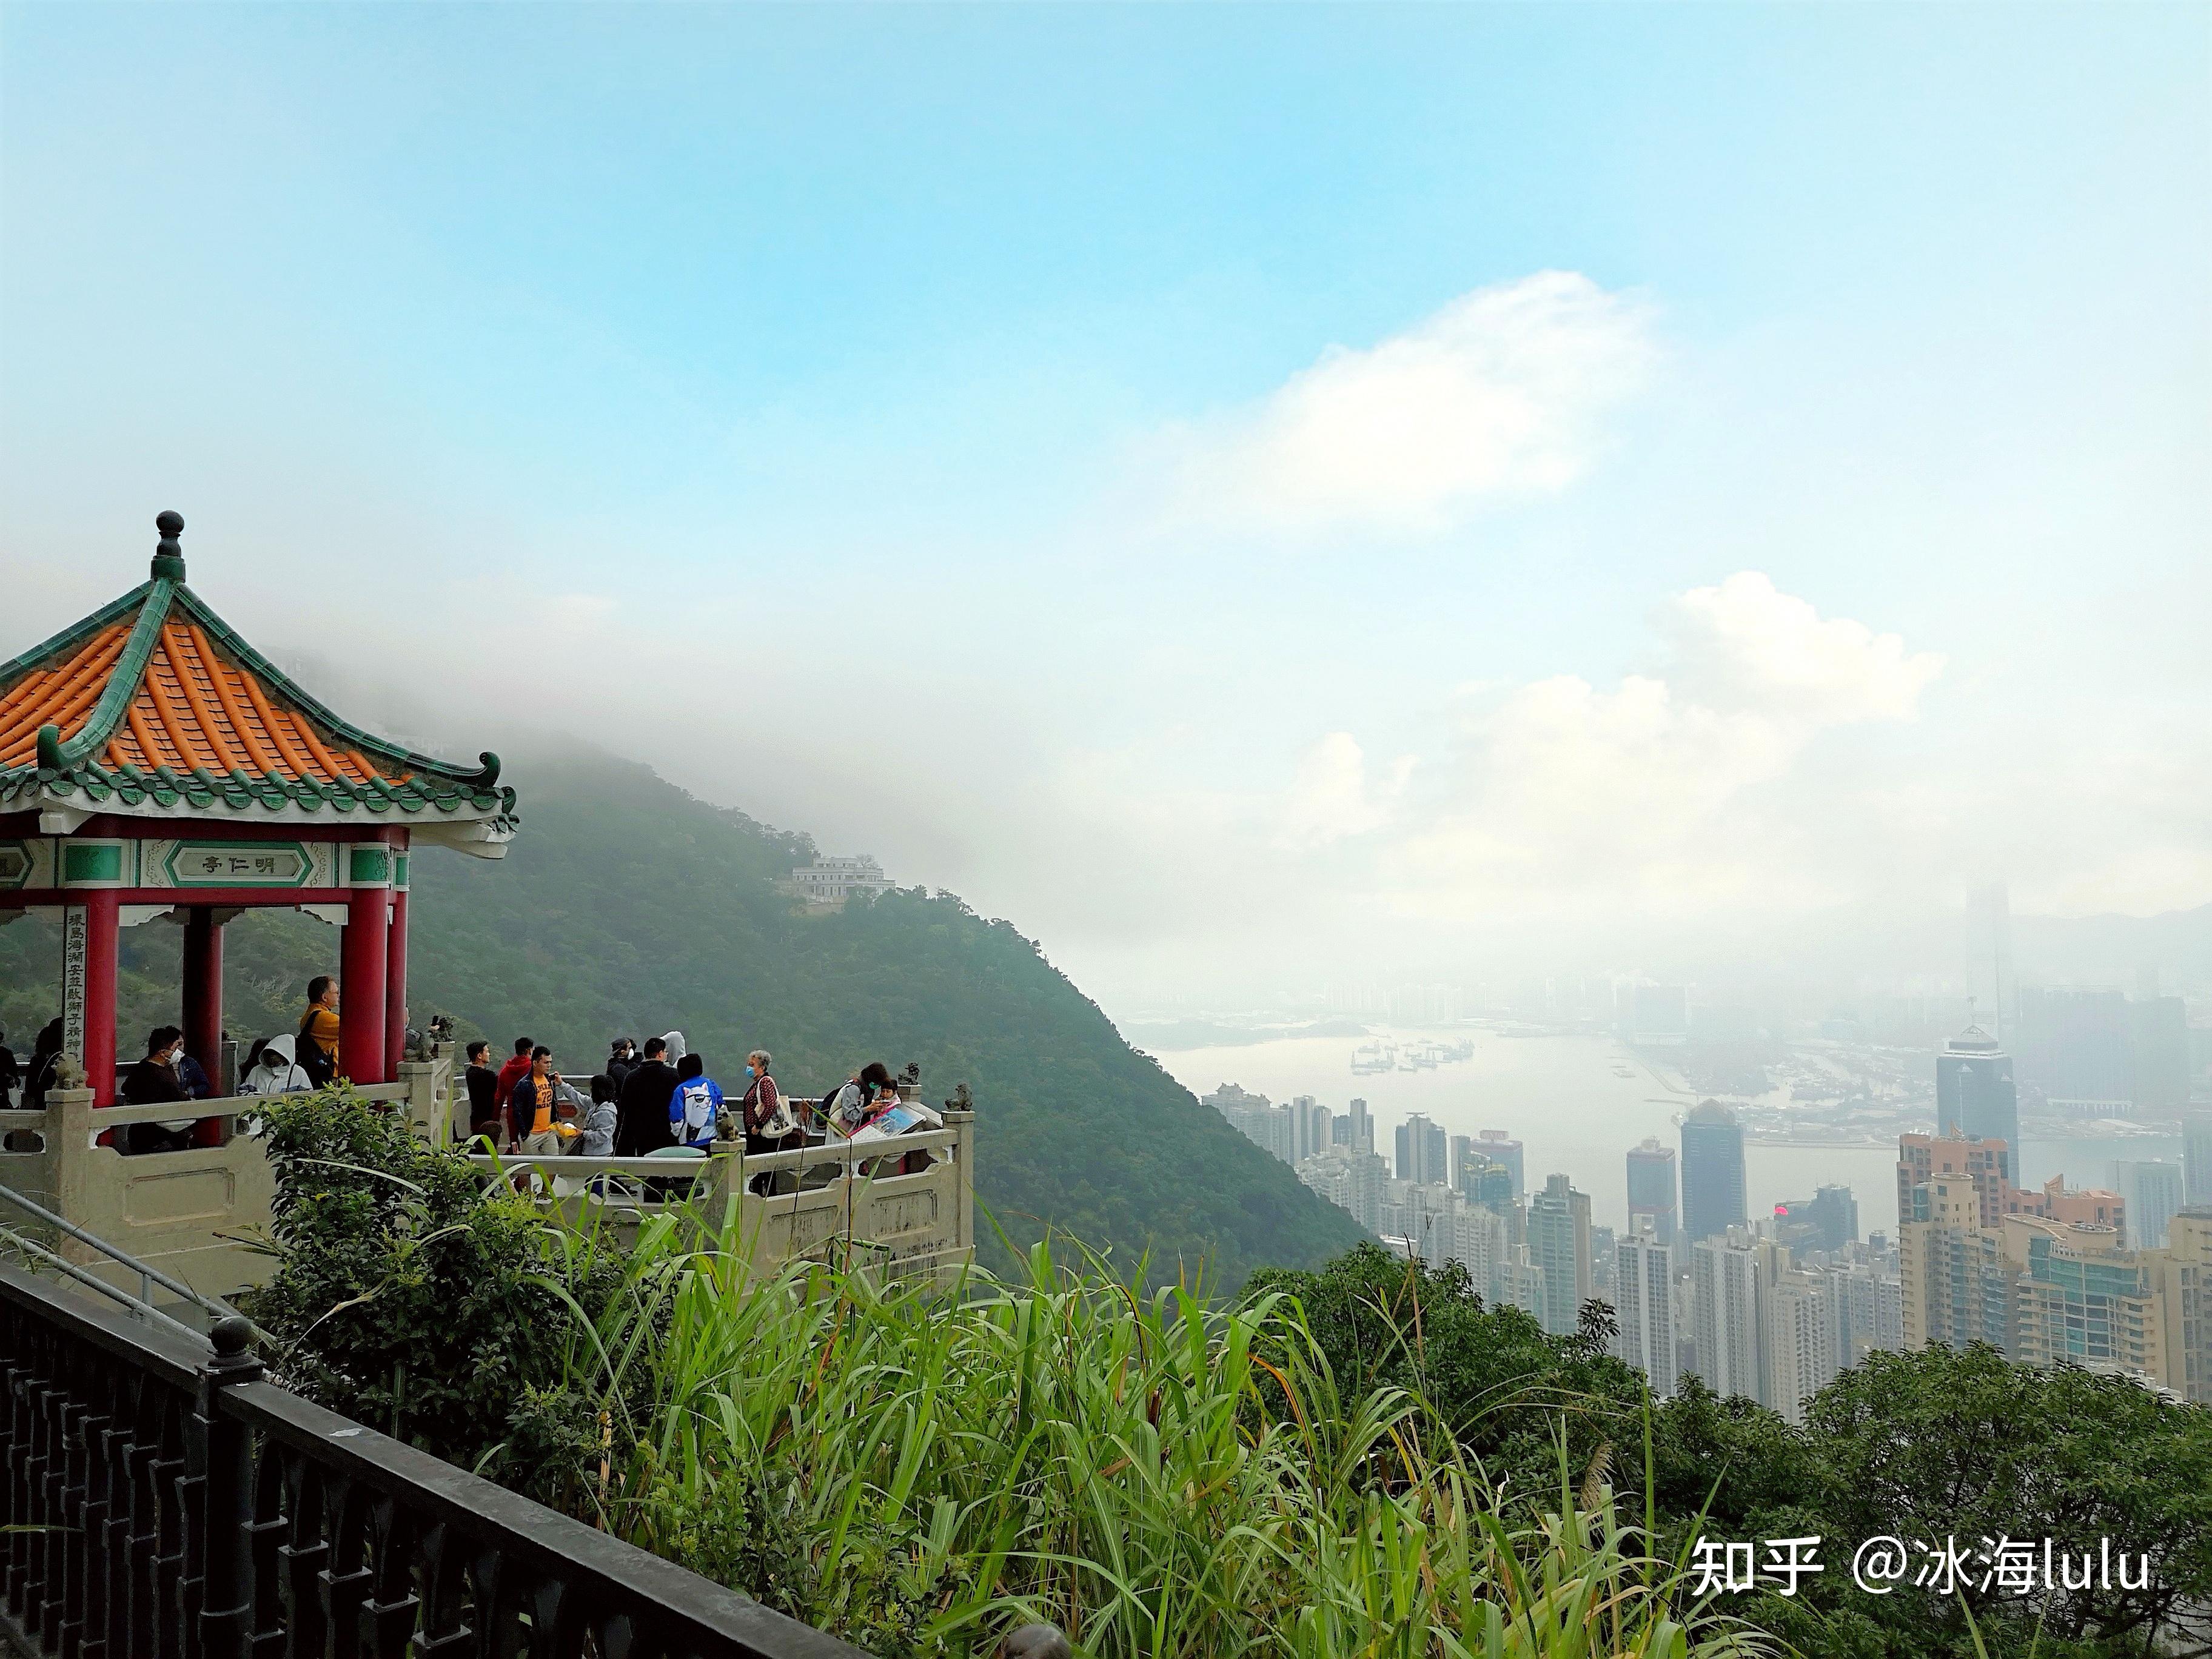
[[0, 752, 1366, 1287]]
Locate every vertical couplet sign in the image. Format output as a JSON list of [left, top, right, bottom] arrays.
[[62, 903, 88, 1070]]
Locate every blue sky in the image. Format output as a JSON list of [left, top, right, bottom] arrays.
[[4, 4, 2207, 1004]]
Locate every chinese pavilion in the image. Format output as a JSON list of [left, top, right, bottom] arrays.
[[0, 512, 517, 1104]]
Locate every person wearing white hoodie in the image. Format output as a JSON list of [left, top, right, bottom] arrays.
[[240, 1034, 313, 1094]]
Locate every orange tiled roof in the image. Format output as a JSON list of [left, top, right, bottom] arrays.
[[1, 514, 514, 829], [0, 618, 394, 786]]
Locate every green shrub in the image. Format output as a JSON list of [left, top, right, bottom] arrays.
[[244, 1085, 625, 1500]]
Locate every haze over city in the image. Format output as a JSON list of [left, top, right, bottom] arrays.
[[5, 4, 2207, 1011]]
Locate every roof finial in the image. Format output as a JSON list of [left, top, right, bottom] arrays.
[[152, 510, 186, 581]]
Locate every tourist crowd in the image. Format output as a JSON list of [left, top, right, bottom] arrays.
[[3, 975, 937, 1179], [458, 1033, 916, 1166]]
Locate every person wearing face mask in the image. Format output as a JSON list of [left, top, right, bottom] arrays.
[[119, 1027, 196, 1154], [739, 1048, 801, 1194]]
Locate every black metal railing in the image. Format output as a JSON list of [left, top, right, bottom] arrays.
[[0, 1261, 874, 1659]]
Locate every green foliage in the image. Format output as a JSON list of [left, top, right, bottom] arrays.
[[1698, 1344, 2212, 1659], [1247, 1245, 2212, 1658], [551, 1215, 1767, 1659], [244, 1085, 625, 1498], [1245, 1241, 1654, 1515]]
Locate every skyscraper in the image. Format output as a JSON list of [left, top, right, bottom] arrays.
[[1963, 882, 2013, 1038], [1395, 1114, 1447, 1185], [1936, 1024, 2019, 1179], [1615, 1219, 1678, 1395], [1527, 1173, 1593, 1337], [1287, 1096, 1334, 1164], [2016, 988, 2133, 1113], [1770, 1185, 1858, 1256], [2185, 1110, 2212, 1209], [1626, 1137, 1678, 1245], [1680, 1101, 1747, 1245], [1475, 1130, 1524, 1198], [1345, 1098, 1375, 1157], [1449, 1134, 1480, 1191]]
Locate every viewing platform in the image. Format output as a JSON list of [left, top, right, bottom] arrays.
[[0, 1056, 977, 1304], [1, 515, 976, 1311]]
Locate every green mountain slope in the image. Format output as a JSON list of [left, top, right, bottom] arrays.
[[0, 754, 1367, 1287]]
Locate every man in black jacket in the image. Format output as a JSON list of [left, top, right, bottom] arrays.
[[462, 1041, 503, 1145], [613, 1035, 679, 1158]]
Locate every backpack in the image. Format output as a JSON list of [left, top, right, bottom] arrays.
[[297, 1012, 336, 1087], [674, 1079, 719, 1141]]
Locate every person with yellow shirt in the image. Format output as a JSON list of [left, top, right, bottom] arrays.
[[297, 976, 341, 1088], [508, 1045, 584, 1157]]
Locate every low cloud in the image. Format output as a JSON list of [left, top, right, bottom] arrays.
[[1167, 271, 1655, 535], [1323, 574, 1948, 922], [1278, 732, 1413, 850]]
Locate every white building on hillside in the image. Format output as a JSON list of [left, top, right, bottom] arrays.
[[792, 855, 894, 903]]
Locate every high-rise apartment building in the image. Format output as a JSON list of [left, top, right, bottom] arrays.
[[1615, 1220, 1678, 1395], [1527, 1173, 1594, 1338], [1299, 1097, 1337, 1164], [1295, 1146, 1390, 1235], [1378, 1178, 1463, 1270], [2151, 1208, 2212, 1404], [1395, 1114, 1448, 1185], [1626, 1137, 1678, 1245], [1680, 1101, 1748, 1245], [1765, 1269, 1838, 1424], [1449, 1134, 1480, 1191], [1936, 1024, 2019, 1171], [2010, 1216, 2162, 1379], [2113, 1160, 2185, 1252], [1475, 1130, 1524, 1198], [2185, 1110, 2212, 1210], [1691, 1230, 1772, 1403], [1900, 1173, 2022, 1353], [1896, 1132, 2013, 1227], [2006, 1173, 2127, 1232], [1829, 1261, 1905, 1367], [1496, 1256, 1547, 1324], [1452, 1202, 1508, 1295], [1343, 1098, 1376, 1157]]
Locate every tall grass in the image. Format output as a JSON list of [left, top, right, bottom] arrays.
[[538, 1201, 1769, 1659]]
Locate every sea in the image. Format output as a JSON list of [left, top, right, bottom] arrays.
[[1153, 1025, 2183, 1242]]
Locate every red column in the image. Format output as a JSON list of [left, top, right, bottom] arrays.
[[182, 907, 225, 1081], [340, 883, 389, 1085], [79, 891, 120, 1108], [383, 883, 409, 1080]]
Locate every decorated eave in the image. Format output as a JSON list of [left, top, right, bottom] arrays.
[[0, 513, 518, 856]]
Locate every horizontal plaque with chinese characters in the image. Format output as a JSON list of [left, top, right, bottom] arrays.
[[159, 840, 317, 889]]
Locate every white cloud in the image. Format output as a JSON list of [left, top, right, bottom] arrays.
[[1361, 574, 1945, 920], [1278, 731, 1413, 850], [1667, 571, 1945, 723], [1168, 271, 1655, 535]]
